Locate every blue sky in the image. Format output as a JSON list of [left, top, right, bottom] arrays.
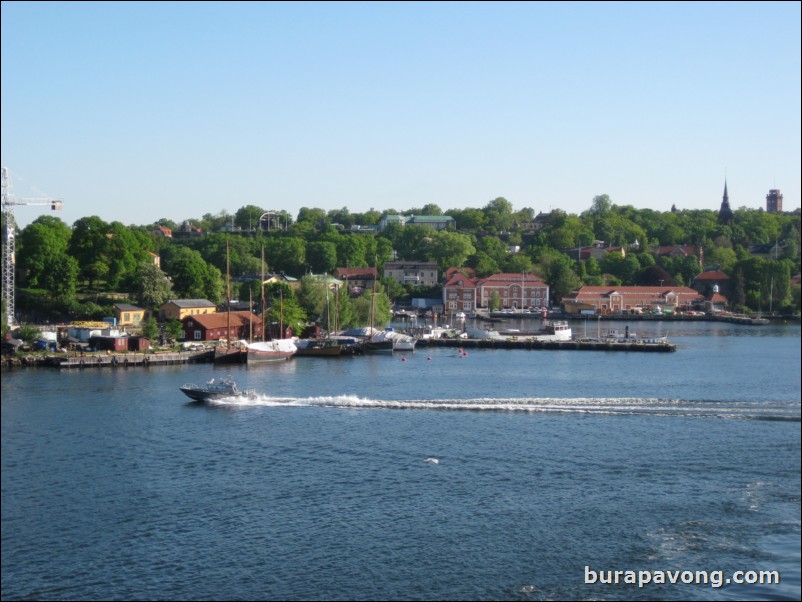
[[2, 1, 800, 229]]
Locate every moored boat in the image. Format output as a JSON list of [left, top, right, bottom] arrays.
[[466, 320, 572, 342], [246, 339, 297, 363], [214, 339, 248, 364], [294, 338, 345, 357]]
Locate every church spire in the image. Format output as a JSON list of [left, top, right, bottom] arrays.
[[718, 178, 734, 225]]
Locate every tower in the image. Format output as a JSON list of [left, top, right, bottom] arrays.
[[766, 189, 783, 214], [718, 180, 734, 226]]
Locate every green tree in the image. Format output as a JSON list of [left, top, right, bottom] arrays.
[[587, 194, 612, 217], [306, 241, 338, 274], [17, 216, 72, 288], [484, 197, 515, 232], [265, 237, 307, 276], [41, 254, 80, 301], [533, 249, 580, 304], [165, 319, 184, 342], [501, 254, 534, 274], [263, 282, 306, 335], [163, 246, 224, 302], [142, 317, 159, 341], [429, 230, 475, 271], [69, 216, 110, 285], [135, 262, 174, 308], [234, 205, 265, 232], [105, 221, 148, 289]]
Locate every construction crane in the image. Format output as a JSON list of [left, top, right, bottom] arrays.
[[1, 166, 63, 328]]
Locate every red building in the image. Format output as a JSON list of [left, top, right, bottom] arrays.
[[182, 311, 263, 342]]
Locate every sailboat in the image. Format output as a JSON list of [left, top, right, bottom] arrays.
[[361, 272, 393, 353], [215, 240, 248, 364], [294, 281, 346, 357], [246, 246, 297, 363]]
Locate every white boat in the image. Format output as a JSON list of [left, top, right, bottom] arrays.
[[179, 376, 255, 402], [465, 326, 504, 339], [246, 339, 297, 363], [392, 336, 417, 352], [466, 320, 572, 342]]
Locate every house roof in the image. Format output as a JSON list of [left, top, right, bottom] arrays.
[[384, 261, 438, 270], [694, 270, 730, 281], [184, 311, 261, 329], [165, 299, 217, 308], [114, 303, 144, 312], [570, 285, 703, 300], [335, 267, 379, 279], [444, 267, 475, 279], [657, 245, 699, 257], [477, 273, 545, 286], [444, 271, 477, 288]]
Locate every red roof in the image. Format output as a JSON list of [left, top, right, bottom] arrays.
[[694, 271, 730, 281], [478, 273, 544, 286], [444, 271, 477, 288], [335, 267, 378, 279], [185, 311, 261, 329], [571, 285, 703, 299]]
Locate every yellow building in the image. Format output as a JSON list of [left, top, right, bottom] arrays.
[[113, 303, 146, 327], [159, 299, 218, 321]]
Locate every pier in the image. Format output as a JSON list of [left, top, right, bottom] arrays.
[[417, 338, 676, 352], [57, 349, 214, 369]]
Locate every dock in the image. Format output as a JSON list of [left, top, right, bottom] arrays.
[[57, 349, 214, 368], [417, 338, 676, 352]]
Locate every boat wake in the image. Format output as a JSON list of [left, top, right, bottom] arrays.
[[205, 394, 800, 421]]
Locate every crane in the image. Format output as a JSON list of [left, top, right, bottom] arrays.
[[1, 166, 63, 328]]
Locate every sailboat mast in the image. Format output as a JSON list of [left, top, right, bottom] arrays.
[[260, 245, 266, 342], [226, 240, 231, 343], [370, 273, 376, 340]]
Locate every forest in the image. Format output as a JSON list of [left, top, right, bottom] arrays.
[[3, 194, 800, 338]]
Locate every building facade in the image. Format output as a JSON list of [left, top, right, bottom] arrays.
[[113, 303, 146, 327], [182, 311, 262, 342], [443, 272, 550, 312], [334, 267, 379, 295], [160, 299, 218, 321], [562, 286, 704, 315], [384, 262, 439, 288], [378, 214, 456, 231]]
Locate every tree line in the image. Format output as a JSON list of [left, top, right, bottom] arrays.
[[4, 194, 800, 336]]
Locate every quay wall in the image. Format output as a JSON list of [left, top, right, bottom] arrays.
[[418, 338, 676, 352]]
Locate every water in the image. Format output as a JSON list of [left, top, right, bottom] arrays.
[[2, 320, 800, 600]]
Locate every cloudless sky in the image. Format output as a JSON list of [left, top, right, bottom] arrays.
[[2, 1, 800, 229]]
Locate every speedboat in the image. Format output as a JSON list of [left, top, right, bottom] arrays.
[[179, 376, 255, 402]]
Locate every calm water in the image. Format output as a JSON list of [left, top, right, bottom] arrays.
[[2, 320, 800, 601]]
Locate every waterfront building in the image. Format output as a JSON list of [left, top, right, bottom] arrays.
[[181, 311, 262, 342], [443, 271, 549, 313], [562, 286, 704, 315], [159, 299, 217, 321]]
